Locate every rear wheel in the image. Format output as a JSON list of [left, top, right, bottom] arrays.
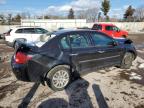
[[46, 65, 71, 91], [14, 41, 19, 49], [120, 52, 134, 69], [122, 35, 127, 38]]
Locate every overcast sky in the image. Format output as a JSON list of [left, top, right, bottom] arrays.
[[0, 0, 144, 18]]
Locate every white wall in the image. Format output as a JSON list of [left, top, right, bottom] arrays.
[[0, 20, 144, 34], [0, 25, 20, 34], [21, 19, 144, 32], [21, 19, 87, 31]]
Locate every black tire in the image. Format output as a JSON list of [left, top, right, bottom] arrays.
[[46, 65, 71, 91], [14, 41, 19, 49], [120, 52, 134, 69], [122, 35, 127, 38]]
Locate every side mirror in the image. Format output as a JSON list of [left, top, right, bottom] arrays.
[[124, 39, 133, 44], [108, 41, 118, 46], [117, 29, 120, 32]]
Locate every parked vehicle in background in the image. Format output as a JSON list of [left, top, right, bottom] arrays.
[[11, 29, 137, 91], [4, 26, 48, 48], [1, 29, 12, 39], [0, 34, 2, 39], [92, 23, 128, 38]]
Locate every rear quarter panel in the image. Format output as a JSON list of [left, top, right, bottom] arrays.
[[27, 37, 71, 82]]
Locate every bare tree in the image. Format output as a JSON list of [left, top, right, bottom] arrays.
[[77, 8, 99, 22], [21, 12, 27, 19], [86, 8, 99, 22], [134, 6, 144, 21], [77, 10, 86, 19]]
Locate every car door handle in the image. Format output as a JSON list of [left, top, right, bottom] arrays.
[[69, 53, 78, 56], [97, 51, 105, 53]]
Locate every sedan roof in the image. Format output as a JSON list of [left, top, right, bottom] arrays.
[[53, 29, 99, 35]]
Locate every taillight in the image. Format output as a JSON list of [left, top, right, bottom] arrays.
[[5, 33, 10, 36], [15, 52, 32, 64]]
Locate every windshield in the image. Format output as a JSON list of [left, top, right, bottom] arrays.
[[39, 32, 56, 42]]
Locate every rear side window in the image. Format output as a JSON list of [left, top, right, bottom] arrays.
[[15, 29, 23, 33], [69, 33, 90, 48], [92, 24, 102, 30], [23, 28, 35, 34], [105, 26, 113, 31], [91, 33, 112, 46], [61, 37, 70, 49]]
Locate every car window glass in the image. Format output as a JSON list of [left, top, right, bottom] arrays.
[[23, 28, 35, 34], [113, 26, 120, 31], [61, 37, 70, 49], [7, 29, 12, 33], [69, 34, 90, 48], [35, 28, 48, 34], [91, 33, 112, 46], [92, 24, 102, 30], [15, 29, 23, 33], [105, 26, 113, 31]]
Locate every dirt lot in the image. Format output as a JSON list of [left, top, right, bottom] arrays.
[[0, 34, 144, 108]]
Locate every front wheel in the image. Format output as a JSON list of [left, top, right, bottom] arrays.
[[120, 52, 134, 69], [46, 65, 71, 91]]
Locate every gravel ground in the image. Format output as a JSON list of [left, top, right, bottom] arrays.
[[0, 34, 144, 108]]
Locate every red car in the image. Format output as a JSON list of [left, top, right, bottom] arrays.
[[92, 23, 128, 38]]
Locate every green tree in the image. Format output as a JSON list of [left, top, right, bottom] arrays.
[[68, 8, 75, 19], [14, 14, 21, 22], [7, 14, 12, 25], [101, 0, 110, 21], [0, 14, 5, 24], [44, 15, 50, 19], [124, 5, 135, 21]]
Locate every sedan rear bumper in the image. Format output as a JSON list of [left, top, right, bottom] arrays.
[[11, 56, 31, 82], [12, 62, 31, 82], [11, 56, 47, 84]]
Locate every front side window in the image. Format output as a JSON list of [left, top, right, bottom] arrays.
[[113, 26, 120, 31], [35, 28, 48, 34], [91, 33, 113, 46], [69, 34, 90, 48]]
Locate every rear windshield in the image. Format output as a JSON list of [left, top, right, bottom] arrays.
[[92, 24, 102, 30], [6, 29, 12, 33]]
